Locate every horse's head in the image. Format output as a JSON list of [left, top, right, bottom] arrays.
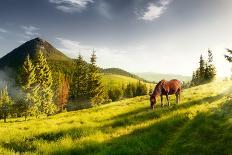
[[150, 94, 156, 109]]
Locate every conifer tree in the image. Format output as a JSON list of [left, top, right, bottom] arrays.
[[124, 83, 133, 98], [20, 55, 39, 120], [87, 51, 106, 105], [225, 49, 232, 78], [225, 49, 232, 62], [69, 54, 88, 101], [191, 71, 196, 85], [0, 86, 13, 123], [35, 51, 56, 116], [199, 54, 205, 83], [205, 50, 216, 82]]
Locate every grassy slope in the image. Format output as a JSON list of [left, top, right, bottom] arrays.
[[102, 74, 153, 90], [0, 81, 232, 154]]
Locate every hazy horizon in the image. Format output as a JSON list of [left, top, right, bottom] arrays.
[[0, 0, 231, 77]]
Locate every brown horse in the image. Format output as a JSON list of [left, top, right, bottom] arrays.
[[150, 79, 181, 109]]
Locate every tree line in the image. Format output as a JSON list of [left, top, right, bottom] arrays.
[[0, 50, 150, 122], [108, 82, 148, 102], [191, 49, 216, 86]]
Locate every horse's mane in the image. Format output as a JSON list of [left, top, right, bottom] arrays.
[[152, 79, 166, 96]]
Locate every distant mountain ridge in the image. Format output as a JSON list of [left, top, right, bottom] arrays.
[[135, 72, 191, 82]]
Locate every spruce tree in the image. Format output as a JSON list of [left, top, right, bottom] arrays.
[[0, 86, 13, 123], [124, 83, 133, 98], [191, 71, 196, 85], [205, 50, 216, 82], [225, 49, 232, 62], [35, 51, 56, 116], [69, 54, 88, 101], [20, 55, 39, 120], [199, 54, 205, 83], [87, 51, 106, 105]]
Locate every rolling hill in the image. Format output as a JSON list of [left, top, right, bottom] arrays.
[[103, 68, 147, 82], [0, 80, 231, 154], [135, 72, 191, 82]]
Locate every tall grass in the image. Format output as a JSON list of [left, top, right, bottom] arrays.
[[0, 81, 231, 154]]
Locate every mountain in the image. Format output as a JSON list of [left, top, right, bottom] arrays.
[[135, 72, 191, 82], [0, 38, 146, 83], [103, 68, 148, 82], [0, 37, 72, 70]]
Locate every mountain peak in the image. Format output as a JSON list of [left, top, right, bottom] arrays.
[[32, 37, 46, 42], [0, 38, 72, 69]]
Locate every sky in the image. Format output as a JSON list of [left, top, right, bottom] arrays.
[[0, 0, 231, 77]]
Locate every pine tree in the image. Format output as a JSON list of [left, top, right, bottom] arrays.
[[87, 51, 106, 105], [69, 54, 88, 101], [205, 50, 216, 82], [199, 54, 205, 83], [124, 83, 133, 98], [0, 86, 13, 123], [20, 55, 39, 120], [35, 51, 56, 116], [135, 81, 147, 96], [225, 49, 232, 78], [191, 71, 196, 86], [225, 49, 232, 62]]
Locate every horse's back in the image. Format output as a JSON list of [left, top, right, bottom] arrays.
[[165, 79, 181, 94]]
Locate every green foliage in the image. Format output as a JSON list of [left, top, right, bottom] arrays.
[[87, 51, 107, 105], [0, 86, 13, 123], [69, 54, 88, 101], [35, 51, 57, 115], [20, 55, 39, 119], [108, 88, 123, 102], [0, 81, 231, 154], [191, 50, 216, 86], [225, 49, 232, 63]]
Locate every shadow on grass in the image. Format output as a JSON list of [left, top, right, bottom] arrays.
[[51, 97, 232, 155], [52, 111, 190, 155], [101, 93, 226, 130], [1, 126, 96, 153], [166, 99, 232, 155]]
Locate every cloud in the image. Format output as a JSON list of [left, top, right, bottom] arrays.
[[49, 0, 94, 13], [138, 0, 172, 21], [0, 28, 8, 33], [55, 37, 152, 71], [21, 25, 40, 39]]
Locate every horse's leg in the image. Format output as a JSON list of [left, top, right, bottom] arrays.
[[160, 95, 163, 107], [175, 93, 178, 104], [166, 94, 170, 106]]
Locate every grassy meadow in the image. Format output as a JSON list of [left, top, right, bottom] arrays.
[[102, 73, 153, 90], [0, 80, 232, 154]]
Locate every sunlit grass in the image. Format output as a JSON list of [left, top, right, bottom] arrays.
[[0, 81, 231, 154]]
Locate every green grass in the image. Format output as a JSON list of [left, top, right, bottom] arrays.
[[102, 73, 153, 90], [102, 74, 139, 88], [0, 81, 232, 154]]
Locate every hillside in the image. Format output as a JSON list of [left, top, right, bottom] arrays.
[[103, 68, 147, 82], [102, 74, 153, 90], [0, 81, 231, 154], [136, 72, 191, 82]]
